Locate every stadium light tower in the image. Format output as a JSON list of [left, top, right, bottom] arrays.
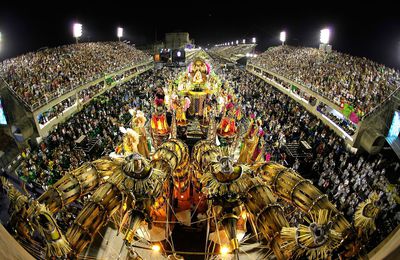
[[117, 27, 123, 41], [280, 31, 286, 45], [73, 23, 82, 44], [319, 28, 332, 53]]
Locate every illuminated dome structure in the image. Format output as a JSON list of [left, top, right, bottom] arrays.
[[0, 53, 389, 260]]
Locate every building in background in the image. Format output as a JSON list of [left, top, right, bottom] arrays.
[[165, 32, 192, 49]]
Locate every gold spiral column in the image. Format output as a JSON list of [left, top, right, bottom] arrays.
[[244, 178, 289, 259], [253, 162, 350, 235], [38, 159, 117, 213]]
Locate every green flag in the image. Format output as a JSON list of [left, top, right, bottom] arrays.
[[342, 103, 354, 118]]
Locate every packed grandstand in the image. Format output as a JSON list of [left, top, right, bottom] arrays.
[[0, 42, 149, 110], [0, 39, 399, 260]]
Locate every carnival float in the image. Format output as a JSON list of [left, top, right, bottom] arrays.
[[0, 57, 381, 259]]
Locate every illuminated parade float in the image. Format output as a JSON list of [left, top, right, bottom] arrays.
[[1, 56, 382, 260]]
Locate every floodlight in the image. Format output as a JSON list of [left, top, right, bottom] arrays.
[[73, 23, 82, 38], [280, 31, 286, 44], [320, 28, 330, 44], [117, 27, 123, 39]]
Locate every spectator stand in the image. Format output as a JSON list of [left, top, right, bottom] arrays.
[[31, 61, 153, 138], [247, 63, 361, 147], [208, 44, 257, 63], [246, 65, 358, 146]]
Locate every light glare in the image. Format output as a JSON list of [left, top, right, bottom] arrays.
[[280, 31, 286, 43], [117, 27, 123, 38], [73, 23, 82, 38], [152, 244, 161, 252], [320, 28, 330, 44], [220, 245, 230, 255]]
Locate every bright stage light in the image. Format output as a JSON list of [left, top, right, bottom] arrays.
[[320, 28, 330, 44], [152, 244, 161, 252], [231, 41, 233, 45], [220, 245, 230, 255], [73, 23, 82, 38], [280, 31, 286, 43], [236, 40, 239, 44], [252, 37, 256, 43], [242, 39, 246, 44], [117, 27, 123, 38]]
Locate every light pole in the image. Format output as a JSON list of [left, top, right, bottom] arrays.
[[280, 31, 286, 46], [117, 27, 123, 42], [73, 23, 82, 44]]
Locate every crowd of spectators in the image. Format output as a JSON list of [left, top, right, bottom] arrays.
[[317, 102, 357, 136], [209, 44, 256, 62], [37, 96, 77, 126], [0, 42, 149, 110], [227, 67, 399, 250], [250, 45, 400, 115]]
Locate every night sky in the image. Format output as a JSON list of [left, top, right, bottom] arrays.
[[1, 2, 400, 69]]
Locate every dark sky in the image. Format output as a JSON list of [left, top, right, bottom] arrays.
[[1, 2, 400, 69]]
